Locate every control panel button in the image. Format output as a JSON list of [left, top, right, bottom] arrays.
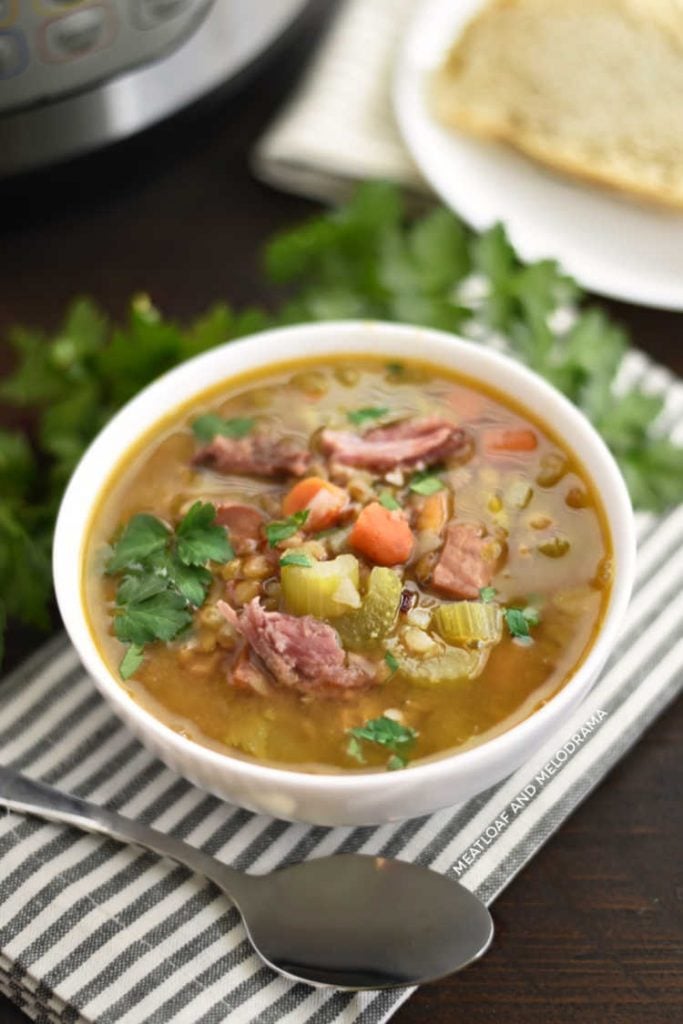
[[131, 0, 196, 30], [0, 29, 27, 78], [0, 1, 18, 28], [39, 5, 116, 62]]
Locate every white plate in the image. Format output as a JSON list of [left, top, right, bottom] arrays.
[[394, 0, 683, 310]]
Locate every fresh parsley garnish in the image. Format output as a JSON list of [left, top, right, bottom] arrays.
[[386, 362, 405, 376], [378, 490, 401, 511], [479, 586, 497, 603], [265, 510, 309, 547], [346, 715, 418, 770], [347, 406, 389, 427], [279, 550, 313, 568], [107, 501, 233, 678], [119, 643, 144, 681], [384, 650, 400, 674], [191, 413, 254, 443], [409, 470, 444, 496], [505, 605, 541, 640]]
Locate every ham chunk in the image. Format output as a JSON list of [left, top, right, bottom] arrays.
[[194, 434, 310, 478], [214, 503, 264, 555], [433, 522, 499, 599], [320, 416, 468, 473], [218, 599, 377, 696]]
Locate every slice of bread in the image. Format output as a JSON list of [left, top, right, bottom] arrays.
[[431, 0, 683, 209]]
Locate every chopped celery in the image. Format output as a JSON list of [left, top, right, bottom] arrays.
[[389, 644, 487, 687], [280, 554, 360, 618], [504, 478, 533, 510], [336, 567, 402, 650], [432, 601, 503, 646]]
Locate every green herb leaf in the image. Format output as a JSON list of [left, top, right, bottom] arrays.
[[346, 735, 365, 763], [479, 586, 497, 603], [191, 413, 254, 443], [387, 754, 407, 771], [265, 510, 309, 547], [279, 550, 313, 568], [505, 606, 540, 639], [348, 715, 417, 759], [119, 644, 144, 680], [106, 514, 170, 574], [176, 501, 234, 565], [409, 471, 444, 496], [378, 490, 401, 511], [163, 556, 213, 607], [384, 650, 400, 674], [114, 590, 193, 646], [115, 572, 169, 606], [347, 406, 389, 427]]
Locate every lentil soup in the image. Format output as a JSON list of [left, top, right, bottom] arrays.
[[84, 355, 612, 773]]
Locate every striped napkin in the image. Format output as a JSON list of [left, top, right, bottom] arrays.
[[1, 348, 682, 1023]]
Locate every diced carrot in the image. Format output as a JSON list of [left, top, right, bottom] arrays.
[[483, 427, 538, 455], [349, 502, 414, 566], [282, 476, 348, 531], [415, 490, 451, 535]]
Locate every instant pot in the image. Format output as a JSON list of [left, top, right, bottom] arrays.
[[0, 0, 309, 176]]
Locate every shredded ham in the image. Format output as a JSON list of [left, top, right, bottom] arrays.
[[218, 599, 377, 696], [320, 416, 469, 472], [194, 434, 310, 478], [214, 503, 265, 555], [432, 522, 499, 599]]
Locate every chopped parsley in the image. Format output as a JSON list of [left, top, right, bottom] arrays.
[[191, 414, 254, 442], [347, 406, 390, 427], [409, 470, 444, 496], [384, 650, 400, 674], [479, 586, 497, 603], [505, 605, 541, 640], [107, 501, 233, 678], [346, 714, 418, 770], [378, 490, 401, 511], [265, 510, 309, 547], [279, 550, 313, 568]]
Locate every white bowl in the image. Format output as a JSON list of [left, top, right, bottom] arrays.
[[53, 321, 636, 826]]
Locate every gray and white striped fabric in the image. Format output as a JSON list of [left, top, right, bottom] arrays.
[[1, 354, 681, 1024]]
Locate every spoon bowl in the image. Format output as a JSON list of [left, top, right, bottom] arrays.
[[0, 765, 493, 990]]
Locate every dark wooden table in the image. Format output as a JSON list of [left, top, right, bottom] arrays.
[[1, 6, 681, 1023]]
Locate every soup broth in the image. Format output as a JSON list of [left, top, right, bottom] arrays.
[[84, 355, 612, 773]]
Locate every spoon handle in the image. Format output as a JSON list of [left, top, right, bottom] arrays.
[[0, 764, 251, 901]]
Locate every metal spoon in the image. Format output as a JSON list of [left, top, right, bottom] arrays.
[[0, 765, 493, 990]]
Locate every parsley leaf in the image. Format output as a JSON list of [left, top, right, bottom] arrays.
[[409, 471, 444, 496], [347, 406, 389, 427], [384, 650, 400, 674], [279, 550, 313, 568], [505, 606, 541, 640], [119, 644, 144, 680], [479, 586, 497, 603], [347, 715, 418, 769], [265, 510, 309, 547], [191, 413, 254, 443], [378, 490, 401, 511], [176, 501, 234, 565], [106, 514, 169, 573], [114, 589, 193, 646]]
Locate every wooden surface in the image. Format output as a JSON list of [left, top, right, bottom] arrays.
[[0, 5, 681, 1022]]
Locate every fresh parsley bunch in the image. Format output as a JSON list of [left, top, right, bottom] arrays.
[[1, 182, 681, 663]]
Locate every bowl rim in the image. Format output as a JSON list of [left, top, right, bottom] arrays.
[[53, 319, 637, 792]]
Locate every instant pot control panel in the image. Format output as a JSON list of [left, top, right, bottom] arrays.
[[0, 0, 214, 112]]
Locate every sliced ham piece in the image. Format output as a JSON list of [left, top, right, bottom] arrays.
[[194, 434, 310, 478], [432, 522, 499, 599], [320, 416, 469, 472], [214, 503, 265, 555], [218, 598, 377, 696]]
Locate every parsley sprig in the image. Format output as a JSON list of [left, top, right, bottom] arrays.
[[347, 715, 418, 771], [0, 182, 681, 662], [107, 501, 233, 679], [191, 414, 254, 442]]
